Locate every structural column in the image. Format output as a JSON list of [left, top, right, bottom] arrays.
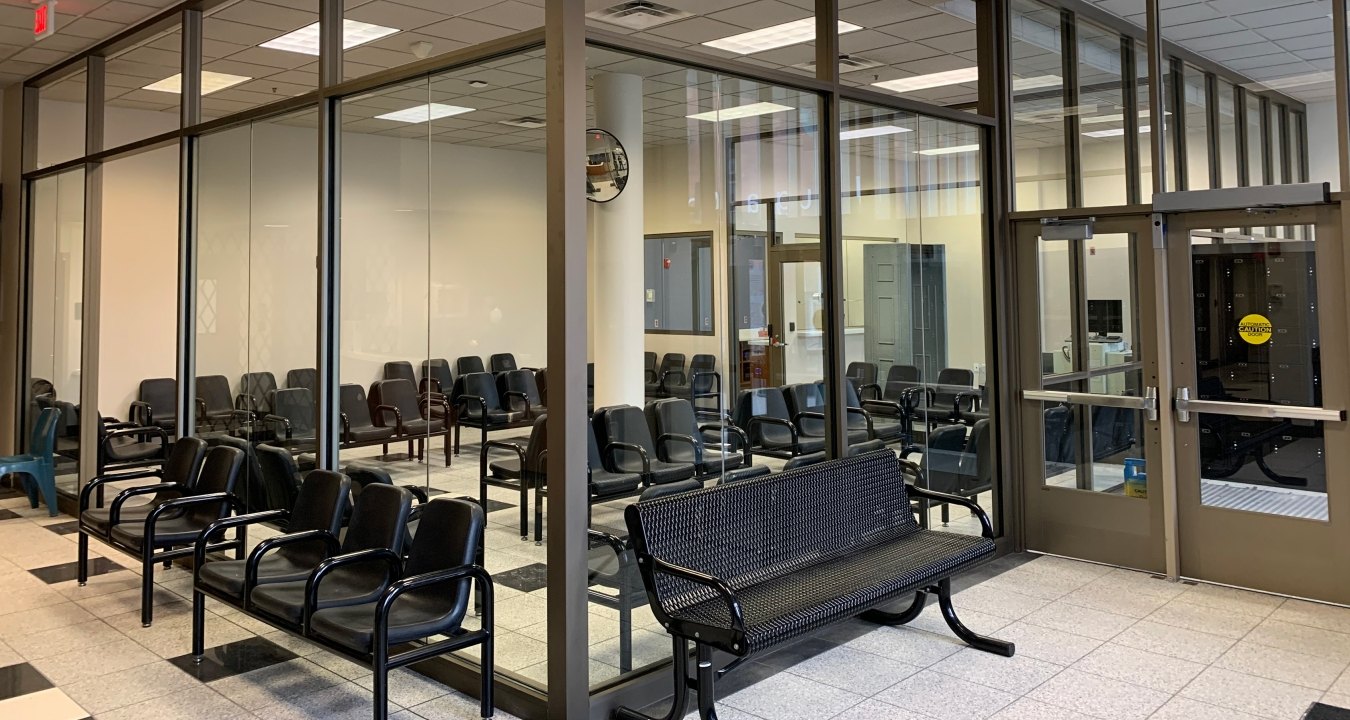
[[591, 73, 645, 408]]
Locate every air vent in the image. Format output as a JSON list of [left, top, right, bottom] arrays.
[[586, 1, 692, 31], [500, 117, 546, 129], [792, 54, 884, 74]]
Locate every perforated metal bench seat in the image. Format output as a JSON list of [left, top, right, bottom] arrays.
[[667, 530, 994, 654]]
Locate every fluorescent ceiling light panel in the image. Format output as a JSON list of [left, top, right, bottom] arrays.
[[840, 125, 912, 140], [375, 103, 474, 123], [1079, 110, 1168, 125], [1012, 74, 1061, 91], [703, 18, 861, 55], [261, 19, 399, 55], [687, 102, 793, 122], [143, 71, 251, 95], [873, 67, 978, 93], [916, 144, 980, 156], [1083, 125, 1151, 138]]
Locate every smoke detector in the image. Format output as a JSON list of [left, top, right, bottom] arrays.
[[409, 41, 433, 59]]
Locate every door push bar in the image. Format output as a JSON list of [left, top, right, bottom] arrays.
[[1174, 387, 1346, 423], [1023, 386, 1159, 422]]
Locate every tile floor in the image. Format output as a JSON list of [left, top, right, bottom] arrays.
[[8, 439, 1350, 719]]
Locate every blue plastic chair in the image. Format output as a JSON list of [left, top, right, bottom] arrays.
[[0, 407, 62, 516]]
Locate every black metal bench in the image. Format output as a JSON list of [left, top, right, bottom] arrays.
[[615, 449, 1013, 720]]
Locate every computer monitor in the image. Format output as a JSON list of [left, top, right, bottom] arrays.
[[1087, 299, 1123, 336]]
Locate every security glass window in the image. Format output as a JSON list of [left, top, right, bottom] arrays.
[[645, 233, 714, 335]]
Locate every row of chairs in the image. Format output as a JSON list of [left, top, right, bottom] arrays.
[[731, 382, 911, 459], [74, 436, 495, 720], [848, 362, 987, 429], [643, 352, 721, 406]]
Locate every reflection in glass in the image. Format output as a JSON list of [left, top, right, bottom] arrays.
[[1183, 65, 1210, 191], [1011, 0, 1066, 211]]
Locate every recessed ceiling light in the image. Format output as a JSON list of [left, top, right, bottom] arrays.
[[840, 125, 912, 140], [687, 101, 793, 122], [375, 103, 474, 123], [1013, 74, 1062, 91], [1083, 125, 1151, 138], [916, 144, 980, 156], [261, 19, 399, 56], [468, 80, 489, 88], [500, 117, 546, 129], [873, 67, 978, 93], [143, 71, 251, 95], [703, 18, 861, 55], [1080, 110, 1160, 125]]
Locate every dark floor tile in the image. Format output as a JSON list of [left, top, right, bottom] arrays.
[[43, 521, 80, 536], [423, 488, 448, 497], [168, 636, 299, 683], [0, 509, 21, 521], [0, 484, 23, 500], [1307, 703, 1350, 720], [483, 498, 515, 513], [28, 557, 123, 584], [495, 562, 549, 594], [0, 662, 54, 700]]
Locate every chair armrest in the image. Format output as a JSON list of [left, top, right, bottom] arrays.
[[194, 510, 289, 579], [862, 398, 906, 417], [659, 369, 686, 389], [107, 482, 186, 525], [858, 382, 882, 401], [374, 565, 494, 642], [262, 414, 293, 440], [195, 398, 209, 418], [503, 390, 530, 415], [81, 469, 164, 511], [655, 433, 699, 463], [481, 440, 526, 480], [701, 423, 752, 464], [303, 548, 403, 630], [603, 441, 650, 475], [906, 483, 994, 538], [747, 416, 799, 448], [640, 555, 746, 637], [691, 371, 721, 397], [457, 394, 488, 421], [588, 528, 630, 555], [129, 400, 153, 427], [145, 492, 243, 542], [372, 404, 404, 434], [845, 406, 875, 437], [246, 529, 341, 596], [426, 394, 451, 421], [101, 425, 169, 457]]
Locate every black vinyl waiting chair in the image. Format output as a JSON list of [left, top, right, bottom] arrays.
[[131, 378, 178, 432], [79, 436, 209, 550], [369, 379, 450, 465], [420, 359, 453, 395], [240, 371, 278, 418], [882, 364, 921, 404], [455, 356, 485, 377], [489, 353, 518, 374], [498, 369, 545, 417], [642, 352, 658, 384], [306, 498, 494, 720], [482, 414, 547, 539], [843, 381, 911, 446], [453, 372, 527, 455], [383, 361, 417, 386], [211, 435, 268, 515], [644, 353, 686, 398], [847, 362, 880, 399], [911, 368, 977, 429], [586, 421, 644, 502], [593, 405, 697, 486], [265, 387, 318, 452], [247, 483, 413, 632], [644, 398, 761, 480], [732, 387, 822, 459], [95, 445, 246, 626], [191, 470, 352, 655], [286, 368, 319, 396], [784, 382, 872, 445], [97, 414, 170, 474], [904, 424, 970, 526], [196, 375, 249, 433], [340, 384, 397, 450]]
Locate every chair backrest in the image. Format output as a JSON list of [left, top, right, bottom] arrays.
[[342, 483, 413, 554], [887, 364, 920, 383], [213, 435, 266, 513], [847, 362, 878, 385], [421, 359, 453, 394], [639, 479, 701, 501], [523, 414, 548, 479], [937, 367, 974, 387], [785, 382, 825, 416], [405, 497, 483, 610], [383, 361, 417, 385], [644, 352, 657, 374], [280, 471, 351, 560], [29, 407, 61, 460], [270, 388, 316, 434], [658, 353, 686, 376], [139, 378, 177, 420], [371, 379, 423, 419], [1044, 405, 1073, 463], [688, 354, 718, 395], [646, 398, 703, 455], [242, 372, 277, 415], [165, 436, 210, 489], [733, 388, 792, 444], [196, 375, 234, 413], [339, 384, 375, 426], [499, 369, 542, 411], [586, 420, 605, 470], [185, 445, 244, 526], [596, 405, 656, 456], [458, 373, 503, 416], [256, 443, 304, 511], [455, 356, 485, 377], [286, 368, 318, 395], [923, 424, 968, 493], [962, 418, 993, 490], [535, 368, 548, 406], [30, 377, 55, 401], [627, 450, 914, 603], [489, 353, 517, 373]]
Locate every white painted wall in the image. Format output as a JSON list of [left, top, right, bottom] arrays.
[[1307, 101, 1341, 191]]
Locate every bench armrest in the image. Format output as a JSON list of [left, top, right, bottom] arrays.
[[374, 565, 493, 642], [246, 529, 341, 598], [194, 509, 289, 580], [907, 483, 994, 539], [641, 555, 747, 643], [144, 493, 243, 542], [107, 482, 186, 525]]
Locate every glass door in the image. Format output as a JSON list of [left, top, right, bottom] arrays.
[[1017, 215, 1167, 571], [767, 248, 822, 387], [1166, 206, 1350, 602]]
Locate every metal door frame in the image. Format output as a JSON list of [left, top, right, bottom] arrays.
[[1015, 213, 1170, 572], [767, 246, 821, 387], [1164, 203, 1350, 601]]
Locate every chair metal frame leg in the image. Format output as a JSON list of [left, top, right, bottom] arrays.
[[141, 549, 157, 627], [860, 589, 928, 625], [77, 531, 90, 585], [191, 589, 207, 660], [373, 640, 390, 720], [614, 637, 691, 720], [936, 578, 1015, 657]]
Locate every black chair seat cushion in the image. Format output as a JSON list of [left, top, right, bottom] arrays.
[[106, 439, 162, 462], [720, 465, 772, 483], [588, 548, 643, 593], [590, 471, 642, 498], [489, 458, 521, 480], [346, 425, 395, 443], [249, 572, 385, 627], [400, 418, 445, 435], [198, 554, 314, 600], [800, 428, 870, 445], [82, 503, 160, 536], [761, 435, 825, 454], [627, 459, 694, 485], [308, 595, 455, 654], [671, 530, 994, 654], [870, 417, 908, 442], [110, 516, 215, 549], [463, 410, 524, 426], [662, 445, 745, 474]]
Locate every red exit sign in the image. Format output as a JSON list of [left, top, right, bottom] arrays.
[[34, 1, 57, 40]]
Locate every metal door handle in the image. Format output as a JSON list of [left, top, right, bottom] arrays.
[[1023, 386, 1159, 421], [1174, 386, 1345, 423]]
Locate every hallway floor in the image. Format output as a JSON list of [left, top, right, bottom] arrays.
[[2, 482, 1349, 719]]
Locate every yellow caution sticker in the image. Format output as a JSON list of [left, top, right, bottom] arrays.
[[1238, 314, 1273, 345]]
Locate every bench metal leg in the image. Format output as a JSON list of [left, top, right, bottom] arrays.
[[860, 590, 928, 625], [695, 643, 719, 720], [614, 637, 691, 720], [936, 578, 1014, 657], [191, 590, 207, 661], [77, 531, 89, 586], [141, 551, 157, 627]]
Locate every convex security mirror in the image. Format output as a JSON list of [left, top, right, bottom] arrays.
[[586, 128, 629, 203]]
